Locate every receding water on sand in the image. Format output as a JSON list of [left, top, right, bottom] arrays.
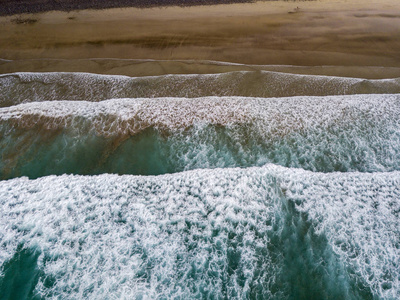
[[3, 59, 400, 78]]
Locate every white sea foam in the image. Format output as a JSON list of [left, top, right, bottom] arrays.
[[1, 94, 399, 175], [0, 165, 399, 299], [1, 94, 399, 137], [1, 71, 400, 107]]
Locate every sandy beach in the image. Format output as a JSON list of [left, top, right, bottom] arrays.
[[0, 0, 400, 77]]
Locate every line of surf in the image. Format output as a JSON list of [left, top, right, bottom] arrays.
[[0, 164, 398, 299], [1, 71, 400, 107], [1, 95, 399, 178]]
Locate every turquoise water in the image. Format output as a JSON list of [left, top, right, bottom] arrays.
[[0, 69, 399, 299], [1, 167, 398, 299], [1, 120, 400, 180], [1, 95, 399, 179]]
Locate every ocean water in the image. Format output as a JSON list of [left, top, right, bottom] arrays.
[[0, 64, 399, 299]]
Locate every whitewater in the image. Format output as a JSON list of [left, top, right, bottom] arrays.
[[0, 63, 399, 299]]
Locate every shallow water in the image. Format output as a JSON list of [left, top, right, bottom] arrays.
[[1, 71, 400, 107], [0, 64, 399, 299]]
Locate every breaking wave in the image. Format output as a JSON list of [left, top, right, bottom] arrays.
[[1, 95, 399, 179], [0, 165, 399, 299], [1, 71, 400, 107]]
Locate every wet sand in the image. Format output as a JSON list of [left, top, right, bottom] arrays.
[[0, 0, 400, 77]]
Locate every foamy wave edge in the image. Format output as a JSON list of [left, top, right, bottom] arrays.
[[1, 71, 400, 107], [1, 94, 399, 137], [0, 164, 399, 299]]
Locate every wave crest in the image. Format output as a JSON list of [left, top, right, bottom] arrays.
[[2, 71, 400, 107]]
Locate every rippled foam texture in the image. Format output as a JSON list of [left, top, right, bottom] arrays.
[[0, 165, 399, 299], [1, 95, 399, 179], [1, 71, 400, 107]]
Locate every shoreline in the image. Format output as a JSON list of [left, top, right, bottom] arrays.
[[1, 0, 400, 77], [2, 58, 400, 79]]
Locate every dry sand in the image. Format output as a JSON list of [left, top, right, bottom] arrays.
[[0, 0, 400, 77]]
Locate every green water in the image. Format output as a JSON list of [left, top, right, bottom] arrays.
[[0, 247, 42, 300], [1, 122, 399, 180], [0, 177, 377, 300]]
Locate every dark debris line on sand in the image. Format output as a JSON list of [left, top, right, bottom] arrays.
[[0, 0, 256, 16]]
